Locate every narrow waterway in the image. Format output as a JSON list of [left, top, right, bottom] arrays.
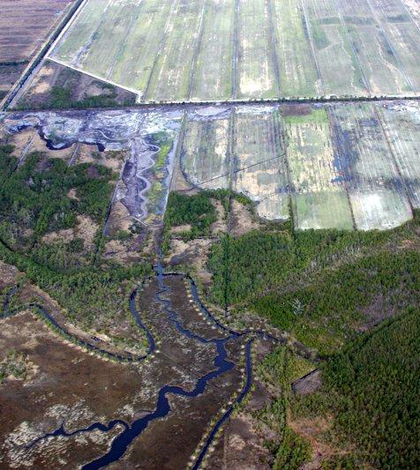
[[22, 251, 254, 469]]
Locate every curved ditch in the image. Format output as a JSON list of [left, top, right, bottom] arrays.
[[27, 338, 253, 470], [0, 288, 155, 363], [19, 260, 316, 468], [1, 284, 19, 313], [22, 258, 256, 469], [3, 264, 316, 468]]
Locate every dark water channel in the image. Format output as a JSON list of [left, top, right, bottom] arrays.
[[20, 256, 255, 469]]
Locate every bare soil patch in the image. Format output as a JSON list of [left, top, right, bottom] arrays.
[[0, 260, 20, 289], [289, 415, 358, 470], [282, 104, 312, 117], [0, 1, 76, 95], [166, 238, 214, 285], [0, 2, 74, 62], [292, 369, 322, 395], [229, 199, 260, 237]]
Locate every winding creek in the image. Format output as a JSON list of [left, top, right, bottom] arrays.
[[0, 253, 299, 468], [21, 253, 255, 469], [0, 110, 296, 468]]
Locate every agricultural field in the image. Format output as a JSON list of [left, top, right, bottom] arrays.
[[0, 0, 76, 98], [181, 107, 231, 190], [336, 0, 411, 95], [144, 0, 205, 102], [236, 0, 278, 99], [50, 0, 174, 98], [331, 102, 413, 230], [368, 0, 420, 91], [44, 0, 420, 103], [180, 106, 289, 220], [3, 102, 420, 232], [272, 0, 320, 97], [232, 107, 288, 219], [378, 101, 420, 207], [283, 106, 354, 230], [303, 0, 368, 97], [190, 0, 235, 101], [177, 101, 420, 230], [403, 0, 420, 23]]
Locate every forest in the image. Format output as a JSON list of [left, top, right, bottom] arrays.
[[166, 190, 420, 467], [0, 143, 151, 332], [291, 307, 420, 468]]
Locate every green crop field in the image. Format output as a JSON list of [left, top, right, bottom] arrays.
[[190, 0, 235, 101], [272, 0, 319, 97], [236, 0, 278, 99], [144, 0, 204, 102], [48, 0, 420, 102], [283, 107, 354, 230]]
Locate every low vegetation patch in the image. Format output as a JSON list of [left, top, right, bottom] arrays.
[[0, 145, 114, 261], [163, 190, 252, 247], [0, 349, 28, 383]]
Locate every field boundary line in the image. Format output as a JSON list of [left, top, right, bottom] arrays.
[[228, 106, 236, 192], [267, 0, 282, 96], [232, 0, 240, 99], [46, 0, 91, 60], [7, 94, 420, 115], [299, 0, 325, 95]]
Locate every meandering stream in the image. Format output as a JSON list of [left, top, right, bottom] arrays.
[[15, 252, 254, 469]]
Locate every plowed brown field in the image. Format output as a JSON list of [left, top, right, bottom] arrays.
[[0, 0, 74, 62]]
